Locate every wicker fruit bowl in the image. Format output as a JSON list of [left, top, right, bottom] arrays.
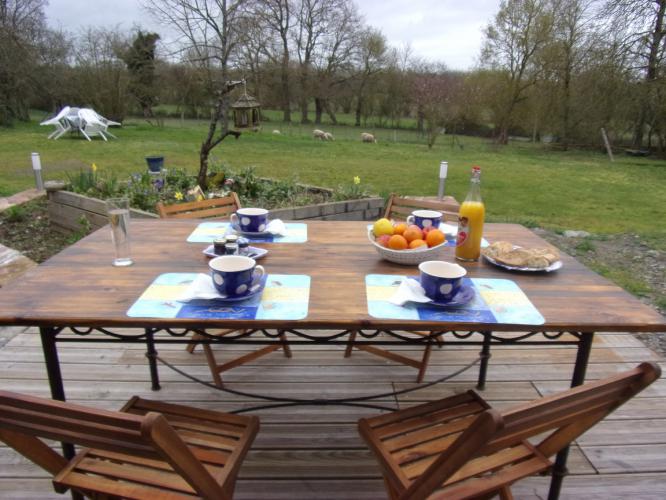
[[367, 229, 448, 265]]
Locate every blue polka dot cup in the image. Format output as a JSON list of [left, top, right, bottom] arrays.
[[406, 210, 442, 230], [209, 255, 265, 298], [418, 261, 467, 303], [231, 208, 269, 233]]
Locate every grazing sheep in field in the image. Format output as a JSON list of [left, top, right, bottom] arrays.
[[323, 132, 334, 141], [272, 129, 281, 135], [361, 132, 376, 143], [313, 129, 326, 140]]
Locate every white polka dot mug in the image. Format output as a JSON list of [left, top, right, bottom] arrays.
[[209, 255, 265, 298], [231, 208, 269, 233], [418, 261, 466, 303], [406, 210, 442, 230]]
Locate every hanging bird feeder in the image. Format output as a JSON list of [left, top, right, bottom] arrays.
[[231, 81, 261, 129]]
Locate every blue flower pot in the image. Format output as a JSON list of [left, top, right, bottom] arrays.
[[145, 156, 164, 173]]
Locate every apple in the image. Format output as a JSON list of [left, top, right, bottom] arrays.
[[376, 234, 391, 247]]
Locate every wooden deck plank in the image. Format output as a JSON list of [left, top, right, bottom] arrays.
[[0, 326, 664, 499]]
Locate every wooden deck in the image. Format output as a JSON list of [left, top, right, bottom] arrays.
[[0, 328, 665, 499]]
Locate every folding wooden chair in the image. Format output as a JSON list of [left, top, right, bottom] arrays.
[[346, 194, 461, 382], [359, 362, 661, 500], [0, 391, 258, 499], [384, 193, 460, 222], [157, 192, 291, 387], [156, 192, 242, 219]]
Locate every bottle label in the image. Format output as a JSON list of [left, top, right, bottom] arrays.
[[456, 216, 469, 247]]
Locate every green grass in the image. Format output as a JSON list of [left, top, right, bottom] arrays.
[[1, 113, 665, 247], [590, 263, 654, 298]]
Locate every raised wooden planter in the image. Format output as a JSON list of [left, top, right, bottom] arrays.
[[46, 187, 158, 233], [46, 185, 385, 232]]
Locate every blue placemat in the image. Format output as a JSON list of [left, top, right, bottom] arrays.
[[127, 273, 310, 320], [366, 274, 544, 325], [187, 222, 308, 243]]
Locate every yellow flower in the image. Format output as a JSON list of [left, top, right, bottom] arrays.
[[175, 191, 183, 200], [91, 163, 98, 172], [196, 194, 204, 202], [353, 176, 361, 185]]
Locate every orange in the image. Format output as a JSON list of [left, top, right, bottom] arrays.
[[403, 225, 423, 243], [425, 229, 445, 247], [393, 223, 408, 235], [409, 239, 428, 249], [388, 234, 408, 250]]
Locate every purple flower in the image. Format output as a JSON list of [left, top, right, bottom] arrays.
[[153, 178, 165, 190]]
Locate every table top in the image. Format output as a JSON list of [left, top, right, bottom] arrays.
[[0, 220, 663, 332]]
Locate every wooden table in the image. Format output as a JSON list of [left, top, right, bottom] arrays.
[[0, 220, 663, 499]]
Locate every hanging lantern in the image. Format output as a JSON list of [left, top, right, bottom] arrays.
[[231, 81, 261, 129]]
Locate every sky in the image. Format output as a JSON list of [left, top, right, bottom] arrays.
[[44, 0, 499, 70]]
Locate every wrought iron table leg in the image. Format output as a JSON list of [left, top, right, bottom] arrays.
[[548, 331, 594, 500], [476, 331, 492, 390], [39, 328, 77, 462], [145, 329, 161, 391]]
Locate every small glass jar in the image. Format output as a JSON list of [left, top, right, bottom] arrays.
[[225, 234, 239, 244], [224, 242, 239, 255], [213, 237, 227, 255], [238, 239, 250, 256]]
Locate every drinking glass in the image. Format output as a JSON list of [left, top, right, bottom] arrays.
[[106, 198, 133, 267]]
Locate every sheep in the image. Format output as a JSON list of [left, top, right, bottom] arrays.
[[313, 129, 326, 140], [361, 132, 376, 143], [272, 129, 281, 135], [323, 132, 334, 141]]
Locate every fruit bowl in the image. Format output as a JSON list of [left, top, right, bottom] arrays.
[[367, 229, 448, 265]]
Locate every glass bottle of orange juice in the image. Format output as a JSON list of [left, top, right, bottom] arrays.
[[455, 166, 485, 261]]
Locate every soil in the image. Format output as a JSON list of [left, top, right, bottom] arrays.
[[0, 198, 83, 263], [1, 198, 664, 355]]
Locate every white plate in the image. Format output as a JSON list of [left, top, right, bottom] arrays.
[[203, 245, 268, 260], [482, 252, 563, 273]]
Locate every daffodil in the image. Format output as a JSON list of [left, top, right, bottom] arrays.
[[196, 194, 204, 202], [353, 176, 361, 185], [175, 191, 184, 201], [91, 163, 98, 172]]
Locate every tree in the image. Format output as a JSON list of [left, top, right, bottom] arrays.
[[0, 0, 48, 125], [481, 0, 555, 144], [412, 66, 461, 149], [353, 28, 387, 127], [549, 0, 595, 149], [606, 0, 666, 147], [256, 0, 293, 122], [73, 27, 130, 122], [122, 30, 161, 119], [147, 0, 252, 188], [293, 0, 327, 123], [307, 1, 358, 124]]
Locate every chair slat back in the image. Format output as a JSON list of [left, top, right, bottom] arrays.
[[384, 194, 459, 222], [0, 391, 154, 458], [0, 391, 227, 498], [491, 362, 661, 457], [406, 363, 660, 499], [157, 192, 241, 220]]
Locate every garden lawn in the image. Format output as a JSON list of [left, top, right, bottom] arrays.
[[1, 115, 664, 248]]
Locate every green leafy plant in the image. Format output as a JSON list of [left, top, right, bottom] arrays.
[[66, 215, 93, 244], [66, 165, 99, 195], [333, 176, 370, 201], [4, 205, 26, 222]]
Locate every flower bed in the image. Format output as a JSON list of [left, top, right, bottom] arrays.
[[48, 164, 383, 232], [64, 164, 372, 213]]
